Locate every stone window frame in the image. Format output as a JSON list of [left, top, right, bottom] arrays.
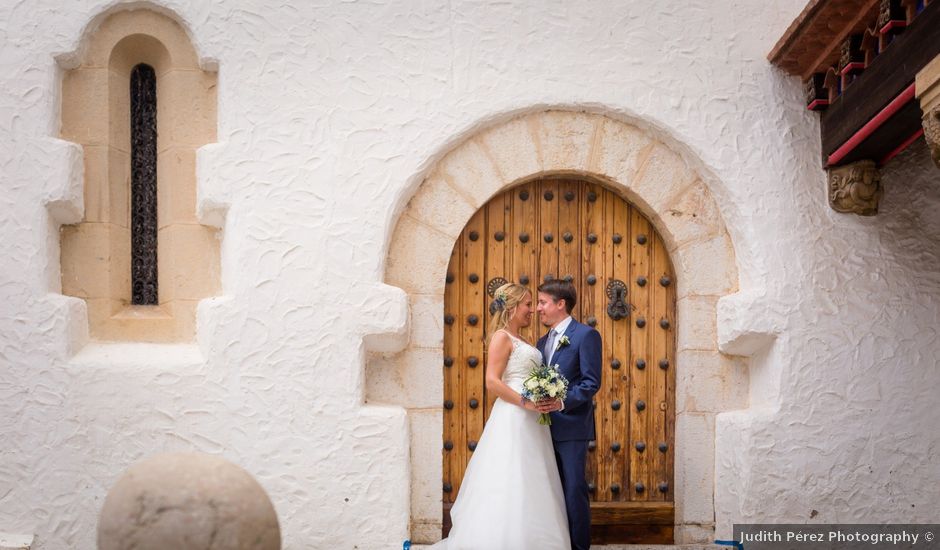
[[57, 8, 220, 344], [374, 109, 751, 545]]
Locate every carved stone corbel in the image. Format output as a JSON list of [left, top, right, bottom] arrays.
[[924, 107, 940, 169], [828, 160, 882, 216], [916, 55, 940, 169]]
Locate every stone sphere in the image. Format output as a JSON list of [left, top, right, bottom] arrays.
[[98, 453, 280, 550]]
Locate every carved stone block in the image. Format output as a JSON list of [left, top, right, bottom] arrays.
[[916, 54, 940, 169], [924, 106, 940, 169], [828, 160, 882, 216]]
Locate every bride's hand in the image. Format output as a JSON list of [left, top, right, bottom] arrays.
[[535, 398, 561, 413]]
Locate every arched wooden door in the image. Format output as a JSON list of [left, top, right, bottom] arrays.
[[442, 178, 677, 544]]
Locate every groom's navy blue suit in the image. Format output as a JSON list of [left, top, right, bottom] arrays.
[[537, 318, 601, 550]]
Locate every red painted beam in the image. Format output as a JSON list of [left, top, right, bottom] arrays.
[[880, 20, 908, 34], [878, 128, 925, 166], [826, 82, 916, 166]]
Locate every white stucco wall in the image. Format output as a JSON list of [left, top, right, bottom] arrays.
[[716, 138, 940, 534], [1, 1, 939, 548]]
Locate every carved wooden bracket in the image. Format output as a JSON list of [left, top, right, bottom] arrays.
[[828, 160, 882, 216], [917, 55, 940, 170]]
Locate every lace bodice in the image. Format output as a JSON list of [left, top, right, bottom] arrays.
[[499, 331, 543, 392]]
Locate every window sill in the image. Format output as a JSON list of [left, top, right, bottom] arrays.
[[68, 341, 204, 369], [111, 304, 174, 320]]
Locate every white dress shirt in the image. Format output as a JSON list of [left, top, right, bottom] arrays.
[[546, 315, 572, 365], [546, 315, 572, 411]]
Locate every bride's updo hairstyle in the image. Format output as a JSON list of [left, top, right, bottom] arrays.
[[488, 283, 530, 338]]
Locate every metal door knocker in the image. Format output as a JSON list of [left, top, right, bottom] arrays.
[[606, 279, 630, 320]]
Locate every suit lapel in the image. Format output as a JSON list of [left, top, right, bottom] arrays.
[[562, 319, 578, 341], [552, 318, 577, 365]]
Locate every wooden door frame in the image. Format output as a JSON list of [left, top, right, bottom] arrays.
[[382, 110, 742, 545]]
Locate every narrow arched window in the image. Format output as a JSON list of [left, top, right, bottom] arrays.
[[130, 64, 158, 305], [59, 9, 220, 343]]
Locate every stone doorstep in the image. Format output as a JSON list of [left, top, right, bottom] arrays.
[[0, 532, 33, 550]]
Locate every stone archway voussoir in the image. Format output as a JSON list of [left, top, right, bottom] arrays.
[[673, 232, 738, 300], [477, 116, 542, 186], [386, 215, 455, 296], [592, 118, 655, 189], [660, 179, 723, 251], [532, 110, 601, 173], [403, 172, 478, 240], [628, 142, 697, 219]]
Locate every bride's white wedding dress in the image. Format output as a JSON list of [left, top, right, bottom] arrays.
[[430, 330, 569, 549]]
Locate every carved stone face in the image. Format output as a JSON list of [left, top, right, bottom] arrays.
[[856, 166, 870, 185]]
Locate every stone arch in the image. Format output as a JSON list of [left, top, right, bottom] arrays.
[[376, 110, 743, 544]]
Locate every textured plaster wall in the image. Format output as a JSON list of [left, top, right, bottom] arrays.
[[716, 139, 940, 534], [1, 0, 939, 548]]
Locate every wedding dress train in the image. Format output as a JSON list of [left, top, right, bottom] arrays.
[[429, 331, 569, 549]]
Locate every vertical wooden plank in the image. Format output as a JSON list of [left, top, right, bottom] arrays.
[[557, 179, 582, 321], [511, 182, 539, 344], [483, 194, 509, 421], [581, 181, 609, 501], [463, 209, 486, 477], [538, 178, 560, 288], [443, 242, 459, 505], [651, 231, 676, 503], [562, 180, 596, 498], [666, 250, 676, 505], [558, 179, 589, 497], [444, 236, 465, 503], [596, 187, 617, 502], [628, 208, 652, 502], [609, 191, 630, 502]]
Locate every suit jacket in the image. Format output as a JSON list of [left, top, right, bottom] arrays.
[[536, 319, 602, 442]]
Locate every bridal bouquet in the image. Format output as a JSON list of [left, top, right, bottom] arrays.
[[522, 360, 569, 425]]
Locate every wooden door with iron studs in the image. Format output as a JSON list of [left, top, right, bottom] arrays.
[[442, 177, 676, 544]]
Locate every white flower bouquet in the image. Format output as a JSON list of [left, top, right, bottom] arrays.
[[521, 360, 569, 425]]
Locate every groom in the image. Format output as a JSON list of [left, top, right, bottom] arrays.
[[535, 280, 602, 550]]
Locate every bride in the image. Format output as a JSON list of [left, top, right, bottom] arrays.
[[430, 283, 570, 549]]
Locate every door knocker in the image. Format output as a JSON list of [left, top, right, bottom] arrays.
[[606, 279, 630, 320]]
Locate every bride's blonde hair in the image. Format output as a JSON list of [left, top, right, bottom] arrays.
[[487, 283, 530, 340]]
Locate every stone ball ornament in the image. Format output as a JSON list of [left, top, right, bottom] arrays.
[[97, 453, 281, 550]]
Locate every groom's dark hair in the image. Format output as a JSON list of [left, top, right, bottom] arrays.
[[537, 280, 576, 314]]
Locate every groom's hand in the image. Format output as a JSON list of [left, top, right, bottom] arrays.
[[536, 398, 562, 413]]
